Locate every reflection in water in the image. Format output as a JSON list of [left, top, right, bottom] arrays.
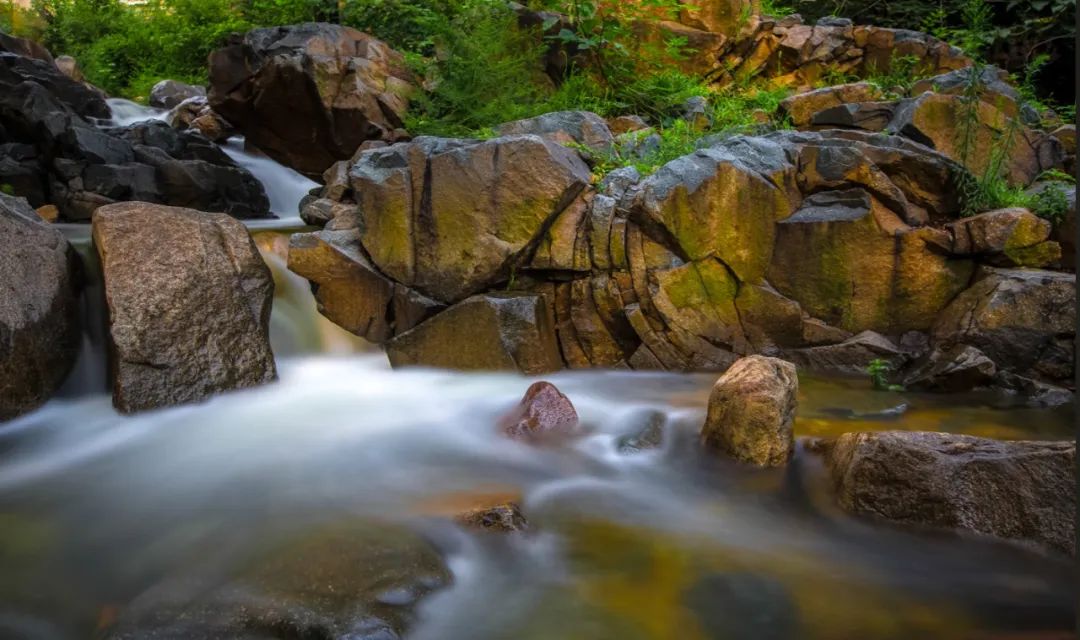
[[0, 358, 1072, 639]]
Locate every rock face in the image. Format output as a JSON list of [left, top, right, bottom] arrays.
[[93, 202, 277, 413], [0, 45, 269, 220], [208, 22, 415, 178], [108, 520, 451, 639], [148, 79, 205, 109], [932, 268, 1074, 388], [498, 381, 580, 441], [700, 356, 798, 467], [497, 110, 614, 154], [826, 431, 1075, 555], [0, 194, 80, 420]]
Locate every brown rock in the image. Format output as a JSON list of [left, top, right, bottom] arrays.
[[945, 208, 1050, 256], [607, 114, 649, 135], [497, 110, 614, 154], [826, 431, 1075, 555], [208, 23, 415, 178], [780, 82, 882, 128], [783, 330, 905, 376], [385, 293, 563, 374], [1050, 124, 1076, 155], [34, 204, 58, 223], [53, 55, 84, 83], [498, 381, 579, 441], [900, 344, 997, 392], [455, 502, 528, 532], [0, 194, 80, 420], [701, 355, 798, 467], [92, 202, 277, 413]]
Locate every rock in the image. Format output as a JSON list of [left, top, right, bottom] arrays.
[[208, 23, 415, 178], [886, 92, 1062, 186], [92, 202, 277, 413], [682, 95, 712, 131], [615, 409, 666, 453], [825, 431, 1075, 555], [166, 96, 234, 142], [0, 49, 109, 119], [809, 101, 896, 132], [0, 32, 53, 64], [779, 82, 882, 128], [945, 208, 1050, 257], [455, 502, 528, 532], [678, 0, 752, 36], [0, 59, 269, 220], [34, 204, 58, 223], [148, 79, 205, 109], [607, 114, 649, 135], [816, 16, 852, 27], [1029, 181, 1076, 270], [498, 381, 579, 441], [386, 293, 563, 374], [900, 344, 997, 392], [314, 135, 590, 303], [700, 355, 798, 467], [0, 194, 80, 420], [497, 111, 614, 154], [784, 331, 906, 376], [994, 371, 1073, 408], [910, 65, 1038, 124], [932, 267, 1074, 387], [1051, 124, 1076, 155], [53, 55, 83, 83], [108, 520, 451, 639]]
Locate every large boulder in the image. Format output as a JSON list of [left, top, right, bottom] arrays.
[[0, 50, 109, 120], [932, 267, 1074, 387], [108, 520, 451, 639], [93, 202, 277, 413], [497, 110, 614, 154], [208, 23, 415, 179], [0, 194, 80, 420], [148, 79, 205, 109], [700, 355, 798, 467], [825, 431, 1075, 555]]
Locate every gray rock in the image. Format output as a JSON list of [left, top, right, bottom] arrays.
[[148, 79, 206, 109], [826, 431, 1075, 555], [0, 194, 80, 420], [93, 202, 277, 413], [497, 110, 614, 154], [815, 16, 852, 27], [809, 101, 895, 132], [783, 331, 906, 376], [900, 344, 997, 392], [701, 355, 798, 467]]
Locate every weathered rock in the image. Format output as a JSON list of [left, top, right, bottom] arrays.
[[900, 344, 997, 392], [208, 23, 415, 178], [149, 79, 206, 109], [994, 371, 1074, 408], [910, 65, 1039, 124], [809, 101, 896, 132], [932, 268, 1074, 387], [327, 135, 590, 303], [783, 331, 906, 376], [166, 96, 234, 143], [887, 92, 1063, 186], [0, 49, 109, 120], [108, 520, 451, 639], [780, 82, 882, 128], [0, 32, 53, 64], [498, 381, 579, 441], [701, 355, 798, 467], [945, 208, 1050, 257], [1051, 124, 1076, 155], [678, 0, 749, 37], [826, 431, 1075, 555], [0, 194, 80, 420], [607, 114, 649, 136], [615, 409, 666, 453], [93, 202, 277, 413], [386, 293, 563, 374], [455, 502, 528, 532], [1028, 181, 1076, 270], [497, 111, 614, 154]]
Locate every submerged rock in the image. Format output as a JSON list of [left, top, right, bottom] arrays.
[[107, 520, 451, 639], [455, 502, 529, 533], [0, 194, 80, 420], [93, 202, 277, 413], [701, 356, 798, 467], [498, 381, 580, 442], [825, 431, 1075, 555], [208, 22, 415, 178]]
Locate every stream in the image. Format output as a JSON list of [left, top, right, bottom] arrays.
[[0, 100, 1073, 640]]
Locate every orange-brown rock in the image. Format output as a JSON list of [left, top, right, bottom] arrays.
[[498, 381, 580, 441]]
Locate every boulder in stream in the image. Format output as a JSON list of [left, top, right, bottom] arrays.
[[701, 355, 798, 467], [825, 431, 1075, 555], [0, 194, 80, 420], [498, 381, 580, 442], [93, 202, 277, 413], [455, 502, 529, 533]]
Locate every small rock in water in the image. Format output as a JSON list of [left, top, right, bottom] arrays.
[[455, 503, 528, 533], [615, 409, 666, 453], [498, 381, 580, 442], [701, 356, 799, 467]]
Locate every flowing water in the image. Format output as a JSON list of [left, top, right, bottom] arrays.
[[2, 100, 1072, 640]]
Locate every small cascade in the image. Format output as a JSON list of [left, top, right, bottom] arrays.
[[221, 138, 318, 221], [103, 98, 167, 126]]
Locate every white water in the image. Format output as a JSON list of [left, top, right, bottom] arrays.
[[102, 98, 317, 219]]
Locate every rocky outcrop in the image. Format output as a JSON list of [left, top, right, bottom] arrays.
[[208, 22, 415, 178], [498, 381, 580, 441], [108, 520, 450, 639], [900, 344, 997, 392], [825, 431, 1075, 555], [497, 110, 614, 154], [0, 194, 80, 420], [148, 79, 205, 109], [0, 45, 270, 220], [93, 202, 277, 413], [931, 267, 1074, 388], [779, 82, 882, 127], [700, 356, 798, 467]]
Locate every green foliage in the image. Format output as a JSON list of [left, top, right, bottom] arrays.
[[1029, 183, 1071, 226], [866, 358, 904, 392], [863, 54, 927, 96], [759, 0, 796, 18], [0, 183, 14, 196]]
